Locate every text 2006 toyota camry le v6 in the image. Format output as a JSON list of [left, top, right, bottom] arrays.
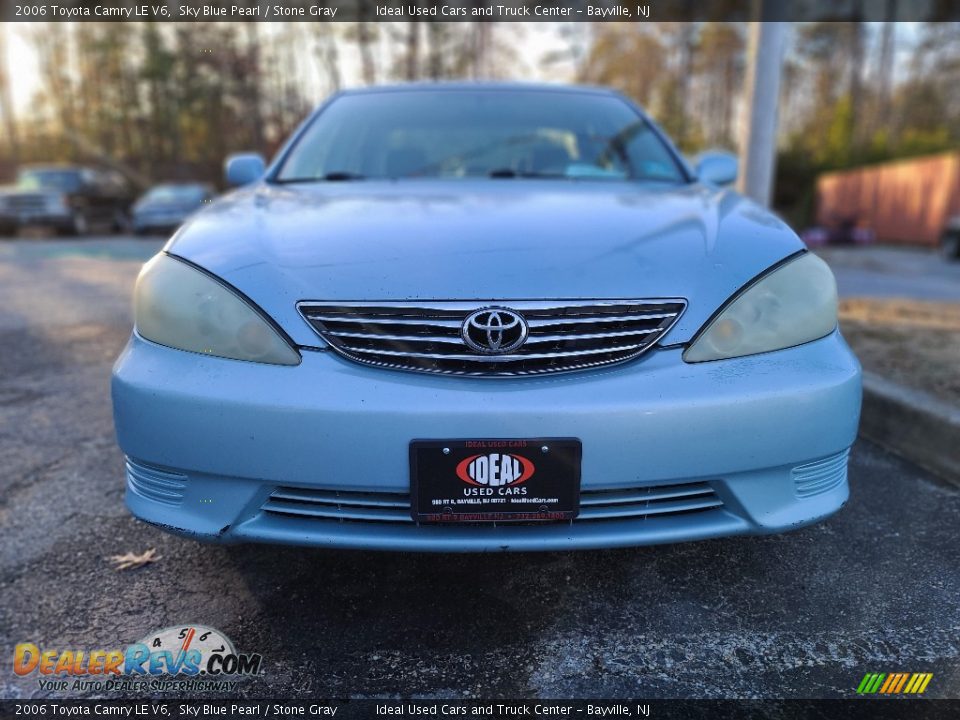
[[112, 83, 862, 552]]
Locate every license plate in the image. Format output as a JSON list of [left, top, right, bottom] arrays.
[[410, 438, 581, 523]]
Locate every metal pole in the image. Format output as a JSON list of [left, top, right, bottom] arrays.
[[737, 17, 788, 206]]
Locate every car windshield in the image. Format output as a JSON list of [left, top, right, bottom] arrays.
[[143, 185, 206, 203], [275, 89, 686, 184], [17, 169, 82, 192]]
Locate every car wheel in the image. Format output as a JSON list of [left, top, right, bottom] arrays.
[[61, 212, 89, 237], [113, 210, 133, 234], [0, 223, 16, 238], [942, 233, 960, 261]]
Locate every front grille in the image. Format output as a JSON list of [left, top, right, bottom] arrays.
[[297, 299, 685, 376], [7, 194, 50, 212], [125, 458, 188, 506], [261, 481, 722, 525], [792, 449, 850, 498]]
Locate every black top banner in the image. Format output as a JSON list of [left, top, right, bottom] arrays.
[[3, 700, 960, 720], [2, 0, 959, 22]]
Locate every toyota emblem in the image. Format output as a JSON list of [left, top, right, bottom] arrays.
[[461, 308, 529, 354]]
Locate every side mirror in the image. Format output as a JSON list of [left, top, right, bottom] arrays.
[[693, 151, 738, 186], [225, 153, 266, 187]]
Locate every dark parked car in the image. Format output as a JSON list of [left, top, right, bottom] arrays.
[[132, 182, 216, 235], [942, 215, 960, 260], [0, 165, 135, 236]]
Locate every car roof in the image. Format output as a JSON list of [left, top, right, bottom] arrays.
[[20, 164, 86, 172], [337, 81, 621, 98]]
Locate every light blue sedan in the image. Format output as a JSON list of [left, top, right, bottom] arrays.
[[111, 83, 862, 552]]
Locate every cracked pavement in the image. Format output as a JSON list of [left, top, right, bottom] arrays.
[[1, 238, 959, 700]]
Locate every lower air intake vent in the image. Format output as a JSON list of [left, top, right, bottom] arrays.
[[792, 450, 850, 498], [262, 481, 722, 525], [125, 458, 187, 506]]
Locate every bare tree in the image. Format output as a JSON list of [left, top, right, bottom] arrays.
[[0, 23, 20, 166], [355, 1, 377, 85], [695, 23, 744, 147], [405, 20, 421, 80], [310, 23, 342, 93], [245, 22, 265, 151], [470, 22, 493, 79]]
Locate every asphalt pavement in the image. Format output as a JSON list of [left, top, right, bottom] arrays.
[[1, 237, 959, 700]]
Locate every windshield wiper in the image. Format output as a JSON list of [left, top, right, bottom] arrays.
[[322, 171, 365, 181], [487, 169, 566, 179], [275, 171, 365, 183]]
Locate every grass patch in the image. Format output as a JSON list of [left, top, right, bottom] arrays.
[[839, 298, 960, 406]]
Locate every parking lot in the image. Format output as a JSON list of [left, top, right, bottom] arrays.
[[818, 245, 960, 301], [2, 237, 959, 700]]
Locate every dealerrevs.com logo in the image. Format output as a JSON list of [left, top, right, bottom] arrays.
[[13, 625, 263, 693]]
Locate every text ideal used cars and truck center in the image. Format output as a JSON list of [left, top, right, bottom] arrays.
[[111, 83, 862, 552]]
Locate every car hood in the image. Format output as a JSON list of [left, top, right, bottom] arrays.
[[0, 186, 64, 200], [135, 200, 197, 213], [167, 180, 805, 347]]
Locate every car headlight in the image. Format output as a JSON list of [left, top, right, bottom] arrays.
[[683, 253, 837, 362], [134, 253, 300, 366]]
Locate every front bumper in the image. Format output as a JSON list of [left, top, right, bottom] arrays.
[[0, 211, 72, 230], [112, 331, 862, 552]]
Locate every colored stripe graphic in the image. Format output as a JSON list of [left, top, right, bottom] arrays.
[[879, 674, 897, 693], [857, 672, 932, 695], [891, 673, 909, 693]]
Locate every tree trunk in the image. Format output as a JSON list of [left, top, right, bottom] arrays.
[[245, 22, 265, 152], [0, 23, 20, 166], [356, 1, 377, 85], [405, 21, 420, 81]]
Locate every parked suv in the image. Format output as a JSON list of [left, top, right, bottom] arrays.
[[0, 165, 136, 236]]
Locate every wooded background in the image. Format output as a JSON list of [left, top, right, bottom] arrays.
[[0, 21, 957, 224]]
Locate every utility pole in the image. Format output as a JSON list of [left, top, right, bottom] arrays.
[[737, 3, 788, 207]]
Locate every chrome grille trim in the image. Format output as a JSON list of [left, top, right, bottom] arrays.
[[297, 299, 686, 376], [261, 481, 722, 525]]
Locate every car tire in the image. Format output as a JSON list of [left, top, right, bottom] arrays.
[[942, 233, 960, 261], [0, 223, 16, 238], [60, 212, 89, 237], [112, 210, 133, 235]]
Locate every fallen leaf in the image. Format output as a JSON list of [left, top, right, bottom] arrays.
[[108, 548, 161, 571]]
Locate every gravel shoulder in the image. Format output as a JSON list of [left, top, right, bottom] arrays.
[[840, 298, 960, 407]]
